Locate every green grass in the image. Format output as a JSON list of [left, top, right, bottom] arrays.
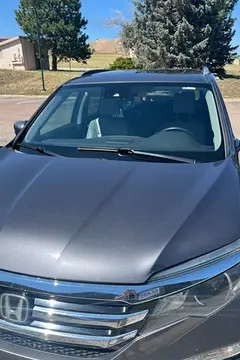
[[0, 62, 240, 97], [57, 53, 121, 69], [217, 64, 240, 99], [0, 52, 122, 96], [0, 69, 79, 96]]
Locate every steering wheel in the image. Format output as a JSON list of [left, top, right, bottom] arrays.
[[160, 127, 197, 140]]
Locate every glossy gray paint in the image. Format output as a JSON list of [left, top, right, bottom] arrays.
[[1, 70, 240, 360], [0, 148, 239, 284], [13, 121, 28, 136], [71, 69, 214, 85]]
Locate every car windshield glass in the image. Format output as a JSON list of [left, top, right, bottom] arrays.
[[22, 82, 224, 162]]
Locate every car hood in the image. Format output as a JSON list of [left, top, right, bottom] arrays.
[[0, 149, 239, 284]]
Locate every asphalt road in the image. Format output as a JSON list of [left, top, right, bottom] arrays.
[[0, 96, 45, 145], [0, 96, 240, 145], [226, 101, 240, 139]]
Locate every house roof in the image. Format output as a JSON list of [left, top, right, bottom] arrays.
[[0, 37, 10, 43], [0, 36, 23, 48]]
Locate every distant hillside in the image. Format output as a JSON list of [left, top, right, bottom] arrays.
[[90, 38, 126, 54]]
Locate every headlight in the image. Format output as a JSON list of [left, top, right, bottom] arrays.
[[142, 262, 240, 335]]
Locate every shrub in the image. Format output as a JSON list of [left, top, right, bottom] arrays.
[[109, 57, 135, 70]]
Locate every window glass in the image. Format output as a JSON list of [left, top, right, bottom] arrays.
[[39, 91, 78, 135], [23, 83, 225, 162], [88, 88, 102, 115]]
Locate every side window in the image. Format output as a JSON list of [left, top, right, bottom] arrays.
[[40, 91, 78, 135], [214, 84, 234, 138]]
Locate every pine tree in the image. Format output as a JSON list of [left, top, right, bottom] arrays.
[[133, 0, 178, 68], [120, 22, 136, 54], [203, 0, 238, 71], [130, 0, 238, 71], [174, 0, 211, 67], [178, 0, 238, 71], [15, 0, 92, 70], [133, 0, 204, 68]]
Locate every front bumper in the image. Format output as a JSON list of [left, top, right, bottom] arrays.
[[1, 239, 240, 360], [0, 295, 239, 360]]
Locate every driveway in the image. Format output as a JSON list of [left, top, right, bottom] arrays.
[[0, 96, 45, 145], [225, 101, 240, 139], [0, 96, 239, 145]]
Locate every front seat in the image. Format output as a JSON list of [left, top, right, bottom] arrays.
[[86, 99, 128, 139], [160, 92, 206, 144]]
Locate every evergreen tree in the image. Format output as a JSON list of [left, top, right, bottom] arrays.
[[133, 0, 201, 68], [130, 0, 238, 71], [120, 22, 136, 54], [203, 0, 238, 70], [15, 0, 92, 70], [178, 0, 238, 70]]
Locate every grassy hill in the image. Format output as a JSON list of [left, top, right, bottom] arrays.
[[57, 52, 121, 70], [90, 38, 125, 54]]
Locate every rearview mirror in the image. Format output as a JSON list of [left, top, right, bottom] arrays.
[[14, 120, 28, 135]]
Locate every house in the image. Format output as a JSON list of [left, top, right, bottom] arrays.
[[0, 36, 38, 70], [0, 38, 10, 43]]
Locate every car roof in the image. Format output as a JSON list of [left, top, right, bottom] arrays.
[[64, 69, 216, 87]]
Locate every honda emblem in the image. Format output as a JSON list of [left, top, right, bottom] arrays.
[[0, 293, 29, 324]]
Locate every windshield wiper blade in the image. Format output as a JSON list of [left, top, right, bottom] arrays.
[[77, 146, 196, 164], [15, 143, 61, 157]]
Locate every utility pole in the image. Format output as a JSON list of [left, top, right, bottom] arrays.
[[32, 0, 46, 91]]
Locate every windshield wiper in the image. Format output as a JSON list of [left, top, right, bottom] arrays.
[[77, 146, 196, 164], [14, 143, 61, 157]]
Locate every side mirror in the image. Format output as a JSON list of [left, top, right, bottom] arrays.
[[14, 120, 28, 135]]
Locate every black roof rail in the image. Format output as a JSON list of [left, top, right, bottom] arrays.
[[80, 69, 111, 77]]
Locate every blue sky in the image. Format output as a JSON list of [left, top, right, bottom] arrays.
[[0, 0, 239, 47]]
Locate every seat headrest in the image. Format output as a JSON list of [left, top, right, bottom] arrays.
[[173, 92, 195, 115], [99, 99, 121, 116]]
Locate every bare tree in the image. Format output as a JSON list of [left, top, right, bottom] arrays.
[[104, 7, 136, 53], [105, 9, 127, 29]]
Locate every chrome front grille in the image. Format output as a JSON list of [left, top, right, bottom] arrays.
[[0, 288, 150, 355], [33, 298, 148, 330]]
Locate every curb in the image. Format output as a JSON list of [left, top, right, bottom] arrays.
[[224, 98, 240, 102]]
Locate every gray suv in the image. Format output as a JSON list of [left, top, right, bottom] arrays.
[[0, 68, 240, 360]]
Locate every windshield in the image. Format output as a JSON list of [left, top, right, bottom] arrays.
[[22, 82, 224, 162]]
